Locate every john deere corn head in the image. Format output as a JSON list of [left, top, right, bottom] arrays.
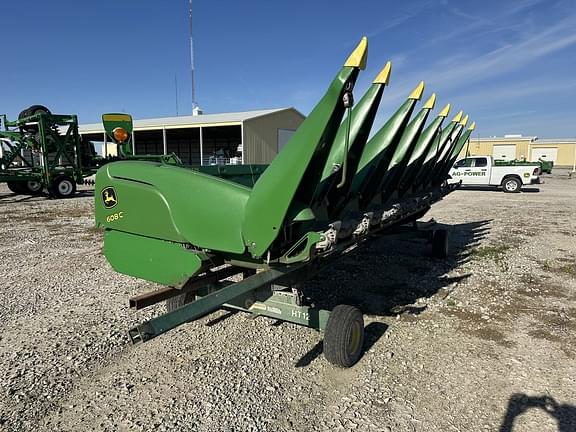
[[95, 38, 475, 367]]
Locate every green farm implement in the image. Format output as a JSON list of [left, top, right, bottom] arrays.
[[494, 158, 553, 174], [0, 108, 180, 198], [95, 37, 475, 367], [0, 106, 102, 197]]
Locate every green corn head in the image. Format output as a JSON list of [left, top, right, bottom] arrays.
[[95, 37, 475, 287]]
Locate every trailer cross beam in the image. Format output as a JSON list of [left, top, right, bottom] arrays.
[[128, 264, 308, 344]]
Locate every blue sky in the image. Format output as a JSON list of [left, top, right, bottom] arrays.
[[1, 0, 575, 137]]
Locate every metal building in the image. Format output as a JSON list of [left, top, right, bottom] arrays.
[[79, 108, 305, 165], [459, 135, 576, 169]]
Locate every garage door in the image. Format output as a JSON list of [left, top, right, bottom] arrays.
[[493, 144, 516, 160], [531, 147, 558, 162]]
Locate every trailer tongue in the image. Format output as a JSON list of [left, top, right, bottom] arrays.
[[95, 37, 475, 367]]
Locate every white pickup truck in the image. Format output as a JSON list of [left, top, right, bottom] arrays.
[[448, 156, 540, 193]]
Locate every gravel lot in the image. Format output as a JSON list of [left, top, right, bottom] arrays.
[[0, 171, 575, 432]]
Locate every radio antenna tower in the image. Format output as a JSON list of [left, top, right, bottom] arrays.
[[188, 0, 200, 114]]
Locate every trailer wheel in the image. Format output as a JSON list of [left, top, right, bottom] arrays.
[[49, 176, 76, 198], [324, 304, 364, 368], [166, 291, 195, 312], [7, 181, 26, 194], [25, 180, 44, 195], [502, 176, 521, 193], [432, 229, 449, 259]]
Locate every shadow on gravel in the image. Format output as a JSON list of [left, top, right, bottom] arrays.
[[296, 219, 491, 366], [458, 186, 540, 193], [205, 310, 238, 327], [76, 190, 95, 198], [0, 192, 36, 202], [499, 393, 576, 431], [296, 341, 323, 367], [0, 190, 94, 202]]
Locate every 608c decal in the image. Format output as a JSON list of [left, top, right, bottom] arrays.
[[106, 212, 124, 223]]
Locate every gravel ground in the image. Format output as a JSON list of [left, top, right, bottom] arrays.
[[0, 171, 575, 432]]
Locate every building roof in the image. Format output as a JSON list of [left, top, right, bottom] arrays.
[[476, 136, 576, 144], [477, 135, 538, 142], [535, 138, 576, 144], [79, 107, 303, 134]]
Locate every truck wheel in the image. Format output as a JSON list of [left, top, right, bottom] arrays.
[[49, 176, 76, 198], [502, 177, 521, 193], [324, 304, 364, 368], [432, 229, 449, 258], [166, 291, 195, 312]]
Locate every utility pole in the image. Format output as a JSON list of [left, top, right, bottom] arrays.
[[572, 138, 576, 174], [175, 74, 179, 116], [189, 0, 198, 113]]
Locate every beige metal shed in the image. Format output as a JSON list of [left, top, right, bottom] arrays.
[[78, 108, 305, 165]]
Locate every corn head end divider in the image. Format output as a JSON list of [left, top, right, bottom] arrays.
[[95, 37, 476, 367]]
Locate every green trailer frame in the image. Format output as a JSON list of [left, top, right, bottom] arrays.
[[1, 110, 182, 197], [0, 110, 87, 197]]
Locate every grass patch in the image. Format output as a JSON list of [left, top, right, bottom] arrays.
[[539, 259, 576, 277], [558, 264, 576, 277], [470, 328, 516, 348], [528, 329, 563, 343], [471, 244, 511, 260]]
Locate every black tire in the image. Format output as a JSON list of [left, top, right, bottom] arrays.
[[324, 304, 364, 368], [18, 105, 51, 120], [166, 291, 195, 312], [49, 176, 76, 198], [25, 180, 44, 195], [19, 105, 51, 134], [7, 181, 27, 194], [502, 176, 522, 193], [432, 229, 449, 259]]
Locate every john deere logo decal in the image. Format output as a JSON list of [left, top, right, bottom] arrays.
[[102, 187, 118, 209]]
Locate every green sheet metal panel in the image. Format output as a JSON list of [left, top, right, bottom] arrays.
[[378, 94, 435, 203], [442, 122, 476, 178], [242, 38, 367, 258], [412, 113, 461, 188], [104, 230, 204, 286], [396, 104, 449, 195], [314, 63, 391, 219], [96, 161, 251, 254], [340, 82, 424, 212]]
